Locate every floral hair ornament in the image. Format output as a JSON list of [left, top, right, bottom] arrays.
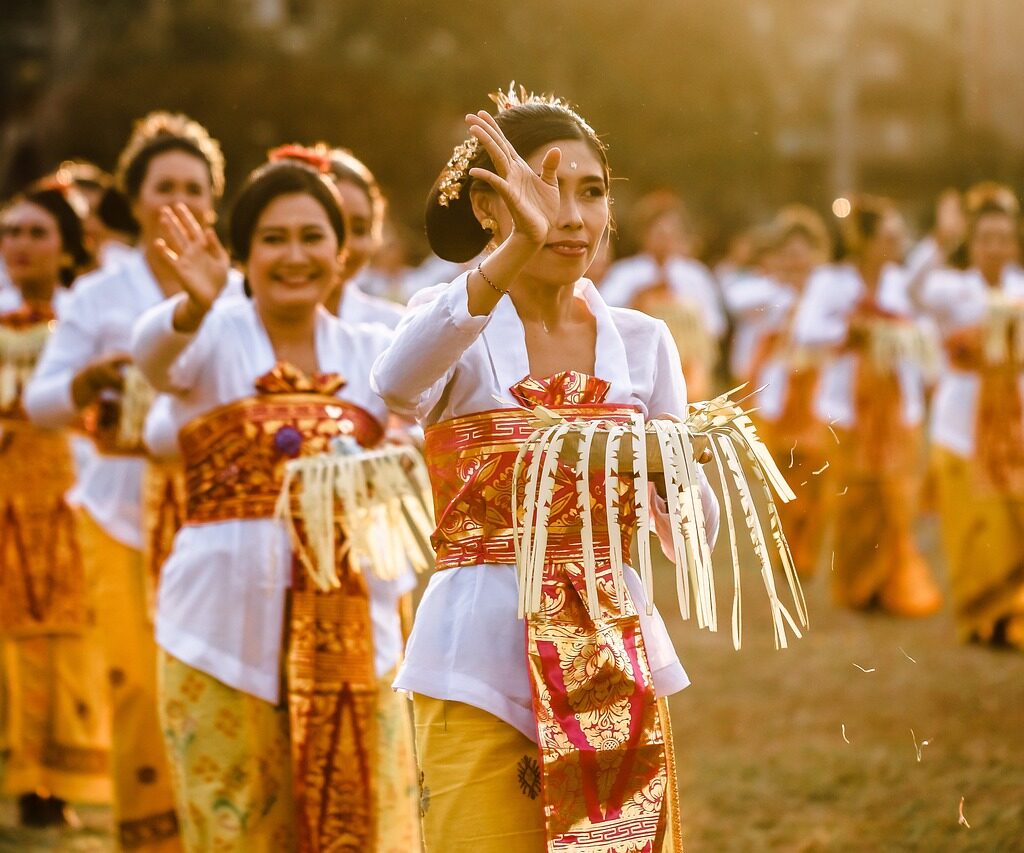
[[268, 143, 332, 174], [32, 170, 90, 220], [437, 81, 592, 208]]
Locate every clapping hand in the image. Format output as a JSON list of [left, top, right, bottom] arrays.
[[466, 111, 561, 247]]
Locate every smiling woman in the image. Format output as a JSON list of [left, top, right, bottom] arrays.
[[372, 85, 721, 852], [132, 153, 419, 851]]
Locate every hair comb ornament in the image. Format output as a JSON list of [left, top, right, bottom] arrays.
[[437, 81, 593, 208], [437, 138, 480, 208], [268, 143, 332, 174]]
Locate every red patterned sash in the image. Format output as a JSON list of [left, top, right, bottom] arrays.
[[178, 362, 384, 852], [424, 370, 675, 852]]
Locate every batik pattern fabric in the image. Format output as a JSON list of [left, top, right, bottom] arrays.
[[178, 362, 384, 852], [423, 370, 679, 853], [0, 308, 87, 637], [142, 459, 186, 613]]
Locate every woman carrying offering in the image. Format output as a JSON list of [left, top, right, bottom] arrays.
[[912, 183, 1024, 648], [132, 152, 414, 851], [791, 196, 941, 616], [372, 88, 720, 852], [25, 112, 232, 851], [0, 186, 110, 827]]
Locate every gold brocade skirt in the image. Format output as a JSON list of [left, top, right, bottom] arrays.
[[159, 653, 421, 852], [934, 448, 1024, 647], [412, 695, 683, 853]]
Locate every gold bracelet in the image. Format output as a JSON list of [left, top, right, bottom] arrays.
[[476, 263, 508, 296]]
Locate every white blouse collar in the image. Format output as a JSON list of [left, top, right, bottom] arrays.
[[481, 278, 633, 405]]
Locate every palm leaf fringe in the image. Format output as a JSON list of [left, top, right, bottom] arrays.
[[512, 386, 808, 648], [275, 440, 435, 591]]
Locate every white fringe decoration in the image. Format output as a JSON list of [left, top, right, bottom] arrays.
[[984, 294, 1024, 366], [275, 438, 435, 591], [115, 367, 157, 450], [512, 386, 808, 650], [0, 322, 52, 411]]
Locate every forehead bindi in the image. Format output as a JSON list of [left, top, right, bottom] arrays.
[[526, 139, 604, 184]]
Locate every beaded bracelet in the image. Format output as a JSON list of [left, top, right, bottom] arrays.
[[476, 263, 508, 296]]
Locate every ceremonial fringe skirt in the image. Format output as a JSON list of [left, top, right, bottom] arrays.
[[412, 695, 683, 853], [77, 509, 182, 851], [935, 448, 1024, 647], [159, 653, 421, 852], [0, 635, 111, 803]]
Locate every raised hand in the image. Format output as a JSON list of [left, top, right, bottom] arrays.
[[466, 111, 561, 246], [155, 203, 230, 315]]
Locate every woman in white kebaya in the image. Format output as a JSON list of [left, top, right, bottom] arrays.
[[132, 152, 419, 851], [740, 207, 832, 578], [792, 195, 941, 617], [373, 89, 718, 853], [912, 183, 1024, 648], [25, 110, 229, 852]]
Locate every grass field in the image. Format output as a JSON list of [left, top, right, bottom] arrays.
[[3, 519, 1022, 852]]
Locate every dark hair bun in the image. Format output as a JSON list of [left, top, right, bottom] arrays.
[[424, 171, 490, 263]]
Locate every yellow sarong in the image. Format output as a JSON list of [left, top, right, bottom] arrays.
[[159, 652, 421, 852], [0, 636, 111, 804], [77, 509, 181, 850], [935, 448, 1024, 647], [413, 695, 682, 853]]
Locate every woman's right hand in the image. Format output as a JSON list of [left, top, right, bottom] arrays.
[[466, 110, 561, 247], [71, 352, 132, 408], [155, 203, 230, 323]]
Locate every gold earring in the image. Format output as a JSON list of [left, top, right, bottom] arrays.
[[482, 218, 497, 234]]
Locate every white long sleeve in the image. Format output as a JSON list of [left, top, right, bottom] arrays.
[[371, 272, 490, 418]]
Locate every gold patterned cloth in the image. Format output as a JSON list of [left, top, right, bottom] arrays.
[[423, 371, 678, 853], [0, 309, 87, 637], [178, 362, 384, 852]]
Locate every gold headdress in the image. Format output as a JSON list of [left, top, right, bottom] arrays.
[[436, 81, 591, 207]]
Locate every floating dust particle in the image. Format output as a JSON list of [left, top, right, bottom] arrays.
[[852, 663, 876, 673], [841, 724, 850, 744], [837, 485, 849, 496], [812, 462, 830, 476], [827, 419, 840, 444], [801, 480, 809, 486], [911, 729, 930, 762], [789, 442, 797, 469], [899, 646, 917, 664], [958, 796, 970, 829], [830, 552, 835, 573]]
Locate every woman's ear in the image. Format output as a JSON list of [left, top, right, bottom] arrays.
[[469, 185, 501, 239]]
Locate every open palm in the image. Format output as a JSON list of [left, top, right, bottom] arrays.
[[466, 110, 561, 246], [155, 203, 230, 312]]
